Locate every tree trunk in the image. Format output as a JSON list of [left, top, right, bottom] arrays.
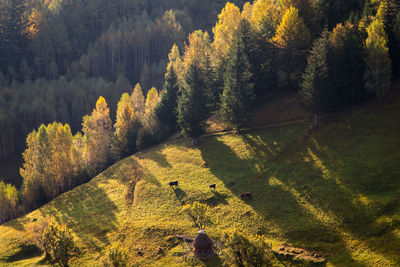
[[313, 113, 318, 129], [191, 137, 199, 147]]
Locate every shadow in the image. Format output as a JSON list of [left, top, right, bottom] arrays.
[[198, 124, 400, 265], [137, 150, 172, 168], [174, 188, 188, 204], [201, 191, 229, 207], [203, 254, 223, 267], [5, 244, 42, 262]]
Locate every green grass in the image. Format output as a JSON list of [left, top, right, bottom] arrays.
[[1, 105, 400, 266]]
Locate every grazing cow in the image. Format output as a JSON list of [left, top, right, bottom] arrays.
[[168, 181, 178, 187], [209, 184, 216, 190], [240, 192, 252, 199]]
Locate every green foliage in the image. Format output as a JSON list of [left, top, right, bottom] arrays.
[[220, 22, 255, 131], [0, 181, 18, 224], [301, 31, 330, 114], [222, 230, 273, 267], [177, 62, 210, 144], [273, 6, 311, 89], [364, 18, 392, 97], [182, 201, 212, 230], [328, 22, 367, 106], [42, 220, 80, 267]]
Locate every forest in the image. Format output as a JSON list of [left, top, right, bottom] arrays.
[[0, 0, 399, 225]]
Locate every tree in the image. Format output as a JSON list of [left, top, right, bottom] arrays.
[[182, 202, 212, 230], [220, 25, 255, 132], [154, 48, 180, 134], [43, 220, 80, 267], [144, 87, 159, 119], [177, 62, 209, 146], [0, 0, 29, 73], [113, 93, 136, 158], [131, 83, 145, 120], [300, 32, 330, 128], [82, 96, 112, 175], [272, 7, 311, 89], [0, 181, 18, 224], [212, 2, 242, 62], [364, 18, 392, 97], [328, 22, 367, 106]]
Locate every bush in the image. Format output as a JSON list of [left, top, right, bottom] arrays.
[[42, 220, 80, 266], [182, 201, 212, 230], [107, 245, 128, 267]]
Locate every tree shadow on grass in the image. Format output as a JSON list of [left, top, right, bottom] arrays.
[[137, 150, 172, 169], [200, 191, 229, 207], [199, 132, 400, 266], [45, 183, 118, 250]]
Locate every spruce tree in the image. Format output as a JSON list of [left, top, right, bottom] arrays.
[[301, 32, 330, 128], [154, 61, 179, 133], [220, 28, 255, 132], [177, 61, 209, 146]]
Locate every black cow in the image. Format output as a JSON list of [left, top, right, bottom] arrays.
[[168, 181, 178, 187], [209, 184, 216, 190], [240, 192, 252, 199]]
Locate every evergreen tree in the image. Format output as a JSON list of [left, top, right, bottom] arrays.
[[220, 27, 255, 132], [177, 62, 210, 146], [328, 22, 367, 106], [154, 58, 179, 133], [364, 18, 392, 97], [300, 32, 330, 128], [0, 0, 29, 73]]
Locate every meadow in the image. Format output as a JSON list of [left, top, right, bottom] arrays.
[[0, 103, 400, 266]]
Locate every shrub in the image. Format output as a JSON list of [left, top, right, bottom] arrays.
[[42, 220, 80, 266], [107, 245, 128, 267], [182, 201, 212, 230]]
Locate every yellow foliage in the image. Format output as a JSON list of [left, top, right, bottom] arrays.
[[272, 6, 310, 49], [212, 2, 242, 60]]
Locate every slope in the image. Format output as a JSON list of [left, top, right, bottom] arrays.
[[1, 103, 400, 266]]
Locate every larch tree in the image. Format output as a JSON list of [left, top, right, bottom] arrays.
[[131, 83, 145, 120], [220, 22, 255, 132], [300, 31, 330, 128], [144, 87, 160, 120], [364, 18, 392, 97], [113, 93, 136, 158], [82, 96, 112, 175], [272, 6, 311, 89]]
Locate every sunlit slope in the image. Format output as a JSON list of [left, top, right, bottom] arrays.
[[1, 105, 400, 266]]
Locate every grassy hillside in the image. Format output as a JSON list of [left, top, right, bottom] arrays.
[[1, 103, 400, 266]]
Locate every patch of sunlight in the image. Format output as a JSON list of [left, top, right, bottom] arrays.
[[308, 147, 373, 208], [269, 176, 397, 266], [269, 176, 339, 226], [393, 229, 400, 239], [356, 194, 373, 206]]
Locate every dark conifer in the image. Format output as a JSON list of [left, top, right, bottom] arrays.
[[220, 27, 255, 132]]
